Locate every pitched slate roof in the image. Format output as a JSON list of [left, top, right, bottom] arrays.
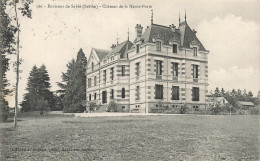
[[179, 21, 206, 51], [111, 40, 133, 57], [141, 24, 181, 45], [140, 22, 207, 51], [237, 101, 255, 106], [92, 48, 110, 60], [92, 40, 133, 61]]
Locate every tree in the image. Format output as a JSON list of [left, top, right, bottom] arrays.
[[221, 88, 225, 96], [107, 101, 117, 112], [0, 0, 16, 122], [9, 0, 33, 127], [21, 65, 55, 114], [61, 49, 87, 113]]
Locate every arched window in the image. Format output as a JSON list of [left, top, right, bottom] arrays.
[[92, 62, 94, 71], [122, 88, 125, 98]]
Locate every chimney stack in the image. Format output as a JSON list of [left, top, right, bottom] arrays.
[[111, 44, 116, 49], [135, 24, 143, 39], [170, 24, 176, 32]]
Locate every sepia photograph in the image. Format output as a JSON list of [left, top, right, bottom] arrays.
[[0, 0, 260, 160]]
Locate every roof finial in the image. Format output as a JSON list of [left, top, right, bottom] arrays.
[[179, 11, 181, 26], [151, 9, 153, 24], [185, 9, 187, 22], [116, 33, 119, 45], [127, 28, 129, 41]]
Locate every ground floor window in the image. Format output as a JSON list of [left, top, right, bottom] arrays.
[[102, 91, 107, 103], [155, 84, 163, 99], [192, 87, 199, 101], [172, 86, 179, 100]]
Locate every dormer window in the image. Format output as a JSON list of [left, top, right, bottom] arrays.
[[156, 41, 161, 51], [193, 47, 197, 56], [136, 44, 140, 53], [172, 44, 177, 53]]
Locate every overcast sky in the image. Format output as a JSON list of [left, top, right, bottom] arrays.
[[6, 0, 260, 107]]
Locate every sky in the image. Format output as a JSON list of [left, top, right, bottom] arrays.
[[5, 0, 260, 107]]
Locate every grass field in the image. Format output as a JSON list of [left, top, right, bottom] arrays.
[[0, 112, 259, 161]]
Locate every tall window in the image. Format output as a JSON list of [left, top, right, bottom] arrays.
[[193, 65, 199, 78], [111, 67, 114, 81], [192, 87, 200, 101], [193, 47, 197, 56], [94, 76, 97, 86], [94, 93, 97, 100], [155, 84, 163, 99], [102, 91, 107, 103], [89, 94, 91, 101], [156, 41, 161, 51], [92, 62, 94, 71], [136, 62, 140, 77], [122, 65, 125, 76], [156, 60, 162, 75], [173, 44, 177, 53], [172, 62, 178, 77], [172, 86, 179, 100], [88, 78, 91, 87], [122, 88, 125, 98], [110, 89, 114, 99], [136, 86, 140, 100], [136, 44, 139, 53], [103, 70, 106, 84]]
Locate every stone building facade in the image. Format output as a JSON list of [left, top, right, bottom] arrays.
[[86, 18, 209, 113]]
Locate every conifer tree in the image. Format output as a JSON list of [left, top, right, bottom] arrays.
[[21, 65, 55, 114], [60, 49, 87, 113]]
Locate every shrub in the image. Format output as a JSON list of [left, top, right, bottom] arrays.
[[210, 103, 222, 115], [249, 107, 259, 115], [180, 104, 188, 114], [89, 102, 96, 113], [107, 101, 117, 112]]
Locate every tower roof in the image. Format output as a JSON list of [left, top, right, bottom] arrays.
[[140, 22, 207, 51]]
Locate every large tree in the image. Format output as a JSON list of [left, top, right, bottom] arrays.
[[59, 49, 87, 113], [0, 0, 16, 122], [21, 65, 55, 114]]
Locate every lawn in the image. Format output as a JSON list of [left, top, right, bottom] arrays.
[[0, 112, 259, 161]]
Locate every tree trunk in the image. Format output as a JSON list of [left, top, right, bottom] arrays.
[[0, 46, 4, 122], [14, 2, 20, 128]]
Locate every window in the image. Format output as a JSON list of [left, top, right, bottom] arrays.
[[173, 44, 177, 53], [94, 93, 97, 100], [136, 62, 140, 77], [110, 89, 114, 99], [102, 91, 107, 104], [192, 87, 200, 101], [92, 62, 94, 71], [103, 70, 106, 84], [172, 86, 179, 100], [122, 106, 125, 109], [136, 44, 140, 53], [156, 41, 161, 51], [94, 76, 97, 86], [111, 67, 114, 81], [156, 60, 162, 75], [88, 78, 91, 87], [122, 65, 125, 76], [122, 88, 125, 98], [136, 86, 140, 100], [172, 62, 178, 77], [193, 47, 197, 56], [193, 65, 199, 78], [89, 94, 91, 101], [155, 84, 163, 99]]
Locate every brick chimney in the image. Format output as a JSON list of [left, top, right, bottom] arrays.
[[135, 24, 143, 39]]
